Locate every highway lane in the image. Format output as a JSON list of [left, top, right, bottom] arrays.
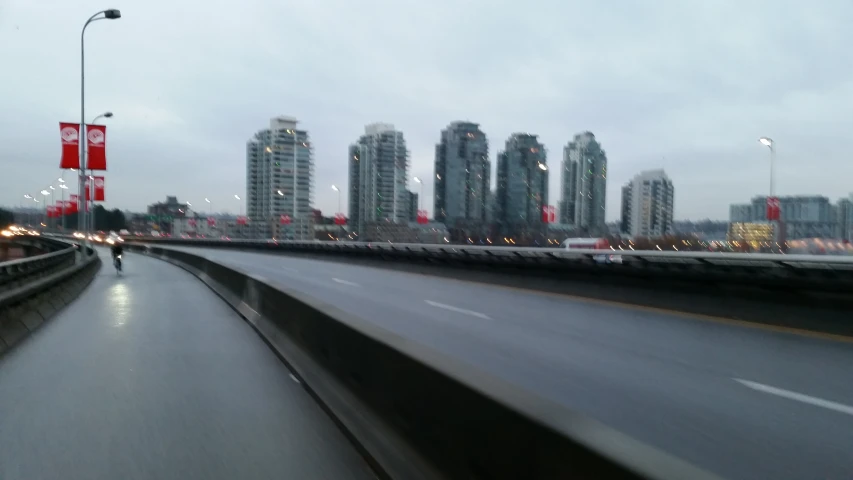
[[171, 246, 853, 480], [0, 248, 375, 480]]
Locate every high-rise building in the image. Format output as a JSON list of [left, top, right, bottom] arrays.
[[407, 190, 419, 222], [433, 121, 490, 228], [348, 123, 410, 235], [495, 133, 548, 235], [246, 116, 314, 239], [835, 197, 853, 241], [560, 132, 607, 234], [620, 169, 675, 237]]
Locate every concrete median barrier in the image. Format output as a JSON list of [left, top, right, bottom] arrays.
[[128, 243, 721, 480], [127, 238, 853, 338]]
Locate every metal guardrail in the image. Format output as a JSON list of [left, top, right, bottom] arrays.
[[0, 240, 78, 296], [119, 236, 853, 290]]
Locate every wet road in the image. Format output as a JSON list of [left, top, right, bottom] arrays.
[[169, 246, 853, 480], [0, 248, 375, 480]]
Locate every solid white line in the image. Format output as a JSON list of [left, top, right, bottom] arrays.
[[332, 278, 360, 287], [424, 300, 491, 320], [734, 378, 853, 417]]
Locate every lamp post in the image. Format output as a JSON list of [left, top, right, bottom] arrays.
[[40, 190, 51, 227], [23, 195, 34, 226], [758, 137, 776, 197], [331, 185, 341, 214], [80, 8, 121, 254], [87, 112, 113, 234], [413, 177, 424, 210], [759, 137, 778, 250]]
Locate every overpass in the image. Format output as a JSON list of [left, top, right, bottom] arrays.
[[2, 236, 853, 479]]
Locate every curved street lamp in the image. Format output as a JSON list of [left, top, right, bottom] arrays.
[[80, 9, 121, 249], [758, 137, 775, 197]]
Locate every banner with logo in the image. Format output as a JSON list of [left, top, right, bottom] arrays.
[[59, 122, 80, 169], [94, 176, 105, 201], [63, 200, 74, 215], [47, 206, 57, 218], [416, 210, 428, 225], [236, 216, 248, 225], [334, 213, 346, 225], [280, 214, 291, 225], [207, 217, 216, 227], [766, 196, 780, 221], [55, 200, 64, 216], [542, 205, 556, 223], [86, 124, 107, 170], [84, 176, 105, 201]]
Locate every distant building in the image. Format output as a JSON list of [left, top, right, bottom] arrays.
[[560, 132, 607, 235], [620, 169, 675, 237], [727, 222, 777, 250], [407, 191, 419, 222], [246, 116, 314, 240], [728, 195, 837, 239], [495, 133, 548, 236], [433, 121, 490, 228], [145, 196, 190, 234], [348, 123, 410, 235], [836, 197, 853, 241]]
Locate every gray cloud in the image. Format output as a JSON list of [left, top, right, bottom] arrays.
[[2, 0, 852, 220]]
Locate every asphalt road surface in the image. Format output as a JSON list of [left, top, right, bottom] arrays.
[[169, 245, 853, 480], [0, 248, 375, 480]]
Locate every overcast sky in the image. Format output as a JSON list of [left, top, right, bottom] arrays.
[[2, 0, 851, 221]]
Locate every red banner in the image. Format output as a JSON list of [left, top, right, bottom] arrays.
[[87, 124, 107, 170], [236, 216, 248, 225], [55, 200, 64, 216], [59, 122, 80, 169], [542, 205, 556, 224], [280, 214, 291, 225], [416, 210, 428, 225], [207, 217, 216, 227], [47, 206, 57, 218], [188, 218, 197, 227], [94, 176, 105, 201], [63, 200, 74, 215], [766, 196, 780, 221], [70, 194, 80, 214], [334, 213, 346, 225], [85, 176, 105, 201]]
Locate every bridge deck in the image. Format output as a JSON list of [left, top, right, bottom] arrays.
[[0, 248, 373, 480]]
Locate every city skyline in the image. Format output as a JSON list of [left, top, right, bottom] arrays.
[[3, 1, 853, 220]]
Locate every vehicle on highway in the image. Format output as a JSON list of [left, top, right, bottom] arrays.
[[562, 237, 623, 264]]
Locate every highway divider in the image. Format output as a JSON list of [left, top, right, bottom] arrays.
[[0, 237, 101, 355], [126, 237, 853, 338], [128, 242, 722, 480]]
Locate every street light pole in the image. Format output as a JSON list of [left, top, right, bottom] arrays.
[[80, 9, 120, 254], [87, 112, 113, 234], [759, 137, 776, 197], [331, 185, 341, 213], [759, 137, 777, 250], [413, 177, 423, 210]]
